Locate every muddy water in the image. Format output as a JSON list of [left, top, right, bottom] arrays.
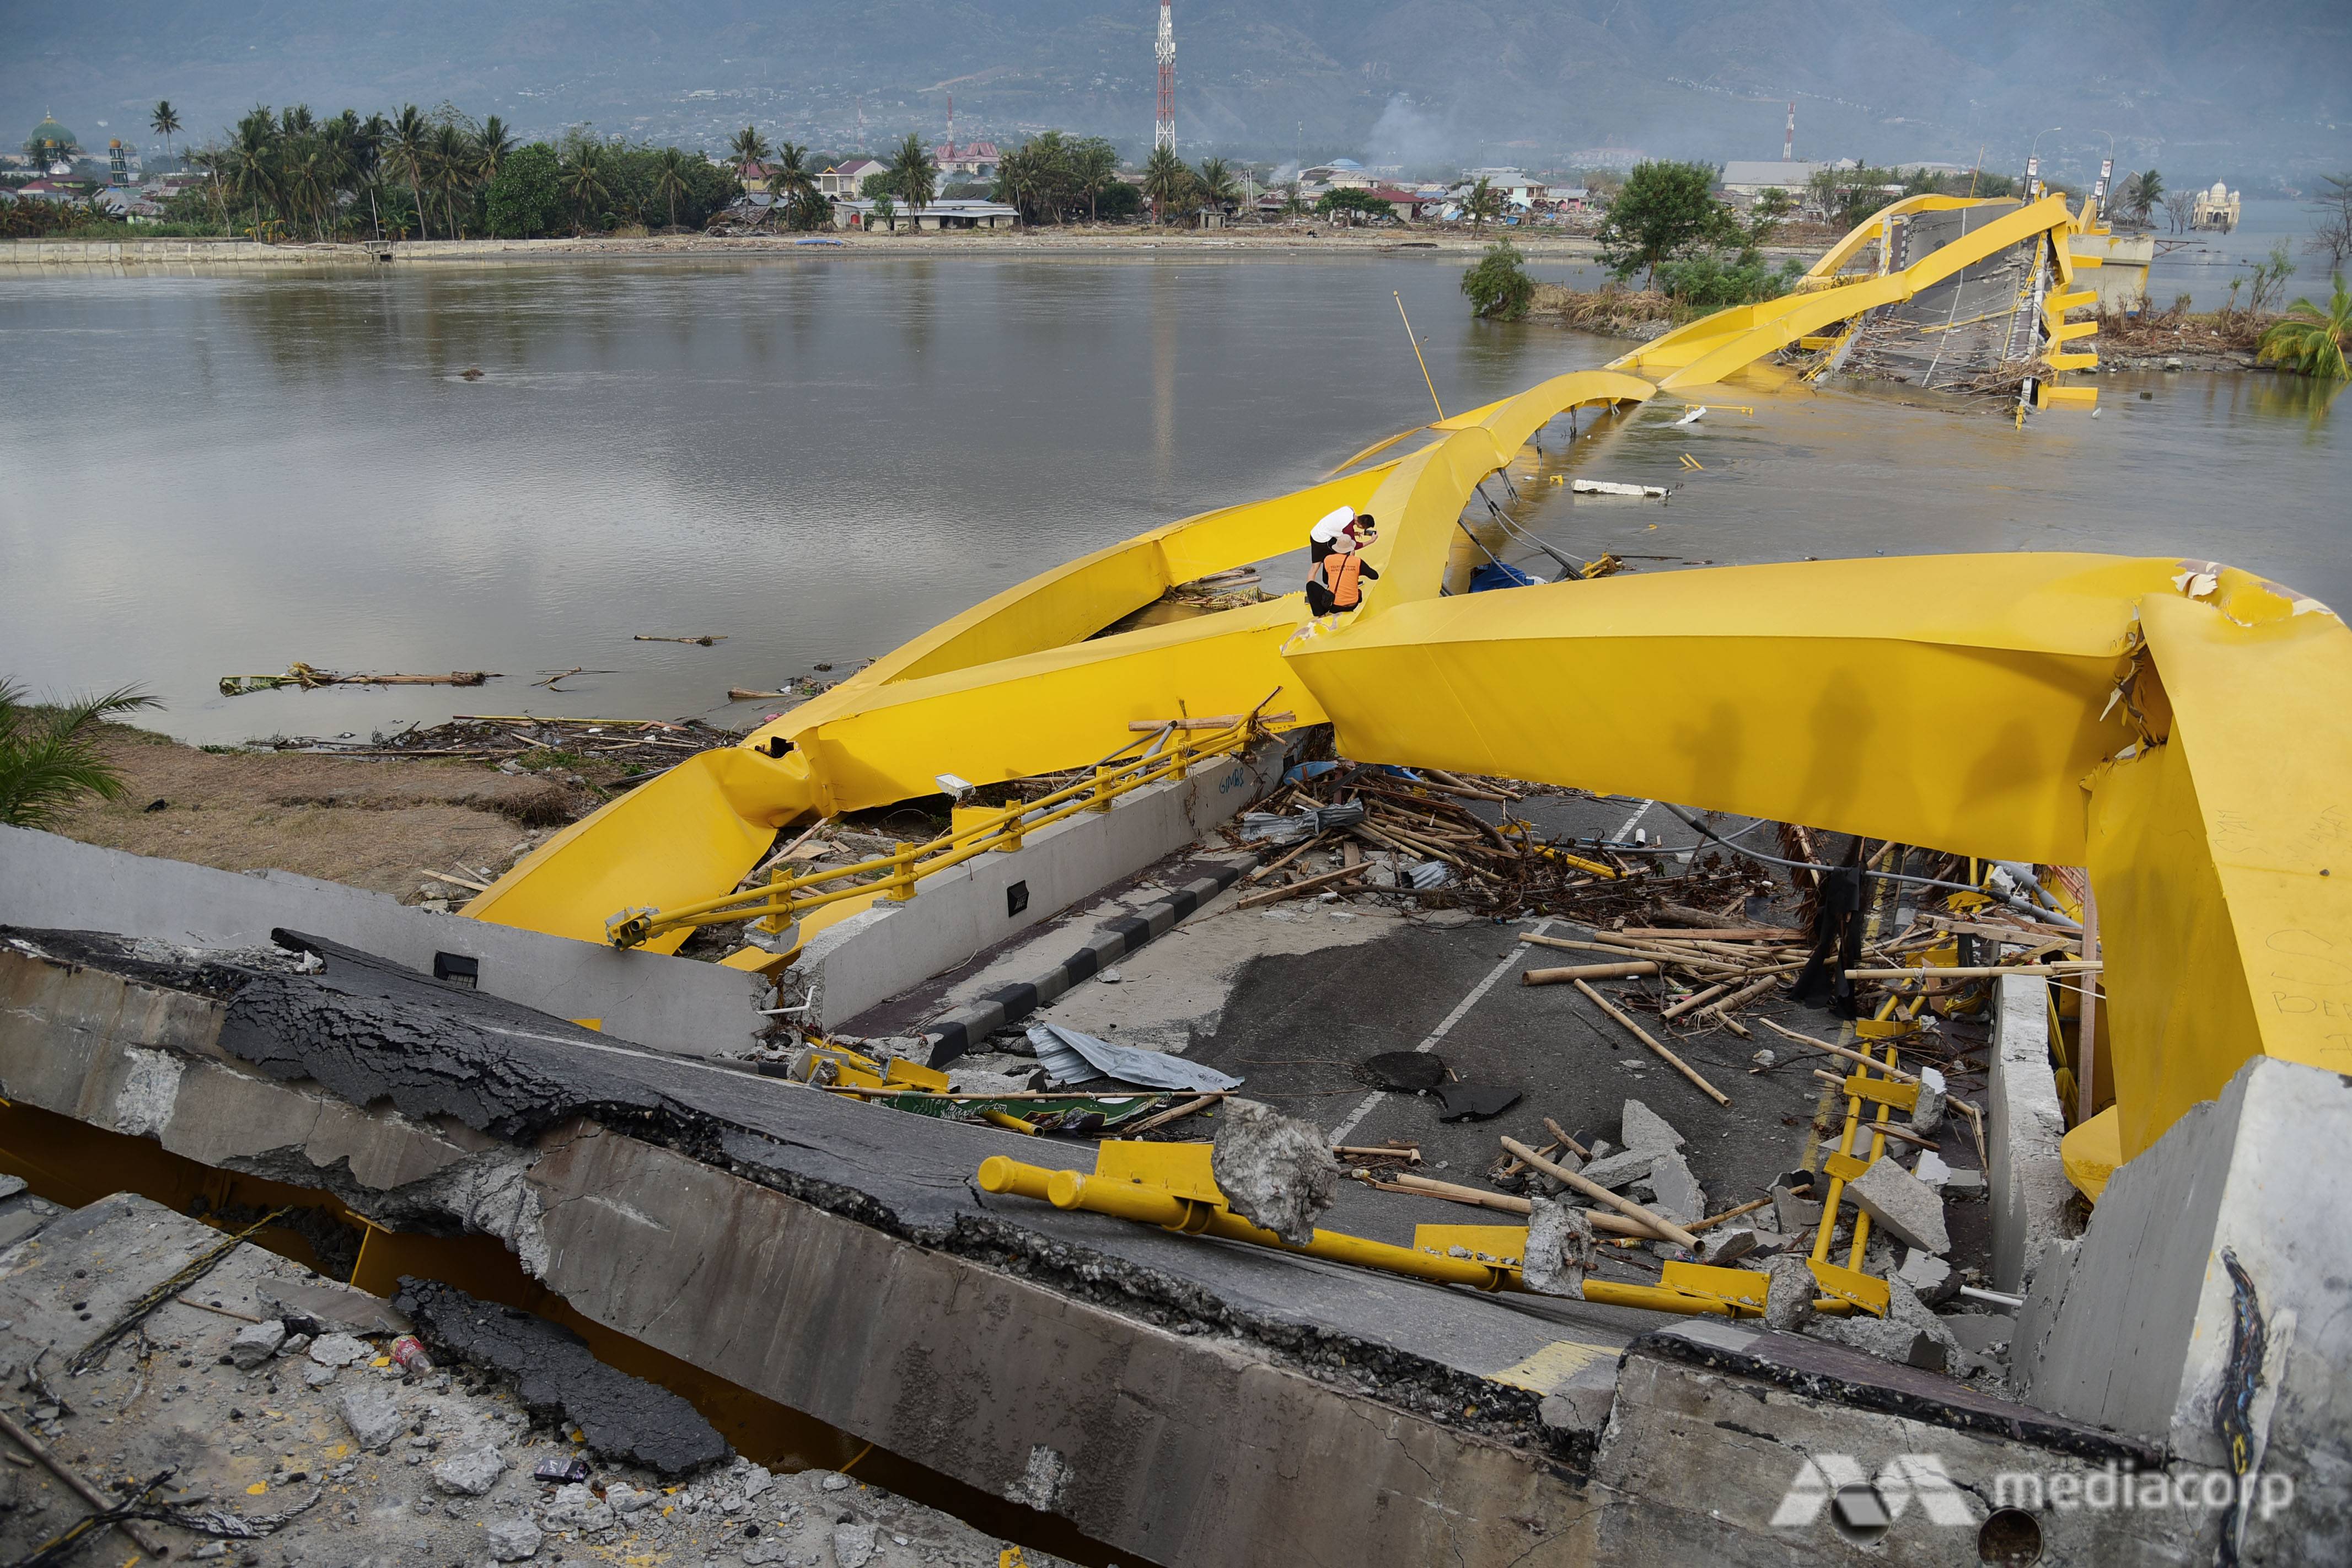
[[2, 254, 2344, 745]]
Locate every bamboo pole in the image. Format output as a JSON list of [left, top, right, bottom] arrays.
[[1522, 960, 1662, 985], [1571, 979, 1733, 1106], [1500, 1137, 1700, 1248]]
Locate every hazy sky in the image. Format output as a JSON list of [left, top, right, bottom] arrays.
[[10, 2, 2348, 181]]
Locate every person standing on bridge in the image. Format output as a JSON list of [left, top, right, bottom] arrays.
[[1306, 517, 1379, 616]]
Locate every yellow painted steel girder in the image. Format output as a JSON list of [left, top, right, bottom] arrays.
[[2083, 567, 2352, 1155], [464, 468, 1386, 946], [1284, 554, 2352, 1161], [1286, 554, 2167, 865], [1801, 195, 2017, 283], [1612, 196, 2079, 390]]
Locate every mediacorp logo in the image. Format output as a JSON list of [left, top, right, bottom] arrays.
[[1773, 1453, 1974, 1536]]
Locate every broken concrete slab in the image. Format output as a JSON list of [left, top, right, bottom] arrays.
[[393, 1276, 729, 1478], [431, 1444, 509, 1496], [1574, 1146, 1661, 1192], [1209, 1099, 1337, 1245], [339, 1384, 405, 1451], [1763, 1256, 1816, 1331], [2014, 1056, 2352, 1558], [1698, 1226, 1758, 1265], [1618, 1098, 1684, 1152], [1909, 1063, 1947, 1133], [1806, 1312, 1947, 1372], [1896, 1248, 1958, 1305], [1844, 1153, 1951, 1254], [484, 1516, 543, 1561], [1521, 1198, 1594, 1297], [228, 1317, 286, 1367], [1989, 971, 2075, 1293], [1643, 1152, 1705, 1225]]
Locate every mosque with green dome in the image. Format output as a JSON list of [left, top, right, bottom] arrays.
[[24, 112, 82, 167]]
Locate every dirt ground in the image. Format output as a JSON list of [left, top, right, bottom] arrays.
[[45, 727, 589, 904]]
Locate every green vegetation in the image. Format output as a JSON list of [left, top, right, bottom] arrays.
[[1141, 144, 1191, 222], [0, 680, 159, 829], [992, 130, 1120, 223], [148, 100, 181, 160], [1313, 186, 1390, 224], [2119, 169, 2165, 227], [1463, 175, 1501, 235], [2258, 275, 2352, 381], [884, 133, 937, 214], [1596, 161, 1746, 286], [1461, 240, 1535, 321], [101, 103, 744, 241], [484, 143, 562, 238], [1651, 253, 1806, 310]]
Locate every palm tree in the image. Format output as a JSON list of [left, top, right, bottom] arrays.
[[730, 126, 772, 179], [1075, 137, 1117, 222], [1465, 175, 1501, 235], [475, 116, 516, 182], [770, 141, 817, 201], [149, 100, 181, 162], [2258, 275, 2352, 381], [429, 121, 471, 238], [227, 108, 278, 241], [885, 132, 936, 216], [389, 105, 433, 240], [1142, 144, 1190, 223], [652, 146, 693, 229], [1194, 155, 1238, 216], [561, 144, 610, 232], [0, 679, 160, 828], [2122, 169, 2163, 226]]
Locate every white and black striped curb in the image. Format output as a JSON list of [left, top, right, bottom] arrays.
[[923, 862, 1250, 1066]]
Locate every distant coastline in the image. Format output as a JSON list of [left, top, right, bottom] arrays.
[[0, 227, 1827, 270]]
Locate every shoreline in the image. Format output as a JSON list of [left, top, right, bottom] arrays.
[[0, 227, 1839, 271]]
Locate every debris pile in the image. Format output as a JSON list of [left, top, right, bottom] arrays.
[[270, 713, 741, 771], [1227, 761, 1774, 923]]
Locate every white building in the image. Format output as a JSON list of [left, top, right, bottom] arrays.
[[835, 197, 1019, 232], [2190, 181, 2240, 233], [1719, 161, 1819, 198]]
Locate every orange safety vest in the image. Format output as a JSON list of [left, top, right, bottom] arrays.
[[1315, 551, 1366, 609]]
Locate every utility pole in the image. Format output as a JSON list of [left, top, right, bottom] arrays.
[[1154, 2, 1176, 153], [945, 93, 954, 159]]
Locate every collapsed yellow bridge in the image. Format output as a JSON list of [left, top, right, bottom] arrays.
[[464, 196, 2349, 1196]]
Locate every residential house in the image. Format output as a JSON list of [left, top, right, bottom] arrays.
[[818, 158, 886, 199]]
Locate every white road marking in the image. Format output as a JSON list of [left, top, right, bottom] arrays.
[[1326, 918, 1554, 1146]]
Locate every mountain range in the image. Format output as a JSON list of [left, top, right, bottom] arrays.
[[10, 2, 2348, 182]]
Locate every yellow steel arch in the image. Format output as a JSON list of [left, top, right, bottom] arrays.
[[1653, 196, 2080, 391], [459, 363, 2346, 1178], [465, 375, 1653, 946], [1801, 195, 2014, 283]]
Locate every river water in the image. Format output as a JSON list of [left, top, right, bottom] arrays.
[[2, 251, 2345, 745]]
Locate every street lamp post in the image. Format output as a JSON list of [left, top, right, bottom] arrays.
[[2025, 126, 2063, 200]]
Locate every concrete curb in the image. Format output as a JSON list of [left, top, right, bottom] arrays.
[[922, 862, 1249, 1065]]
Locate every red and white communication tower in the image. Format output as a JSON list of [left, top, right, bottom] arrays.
[[1154, 2, 1176, 152]]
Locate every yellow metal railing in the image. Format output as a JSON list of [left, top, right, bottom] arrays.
[[603, 704, 1276, 949]]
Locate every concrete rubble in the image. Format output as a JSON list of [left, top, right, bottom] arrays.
[[0, 1193, 1066, 1567]]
